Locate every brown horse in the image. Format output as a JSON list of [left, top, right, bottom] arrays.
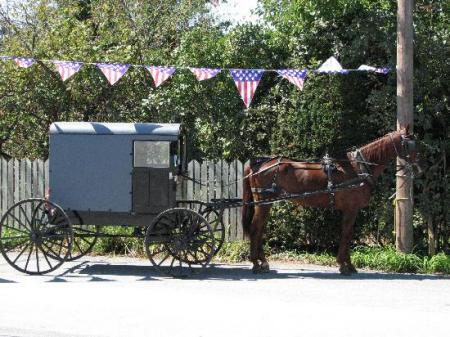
[[242, 127, 421, 275]]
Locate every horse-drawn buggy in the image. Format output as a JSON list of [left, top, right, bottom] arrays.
[[0, 121, 421, 277], [0, 122, 225, 277]]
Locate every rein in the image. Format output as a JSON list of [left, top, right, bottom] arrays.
[[179, 155, 380, 188]]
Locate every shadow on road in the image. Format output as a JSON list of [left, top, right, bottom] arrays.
[[61, 262, 449, 282]]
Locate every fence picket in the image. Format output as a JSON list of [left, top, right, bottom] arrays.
[[0, 158, 246, 240]]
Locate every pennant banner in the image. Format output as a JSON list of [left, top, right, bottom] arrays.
[[97, 63, 129, 85], [189, 67, 221, 81], [53, 61, 83, 81], [146, 66, 176, 87], [230, 69, 264, 108], [277, 69, 307, 90], [0, 55, 391, 108], [316, 56, 349, 74], [358, 65, 390, 74], [14, 57, 35, 68]]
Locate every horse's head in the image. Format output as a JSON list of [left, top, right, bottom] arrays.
[[393, 126, 424, 176]]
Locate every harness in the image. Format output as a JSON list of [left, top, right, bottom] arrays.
[[250, 151, 376, 208]]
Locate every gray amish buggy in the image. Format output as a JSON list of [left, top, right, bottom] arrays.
[[0, 122, 225, 277]]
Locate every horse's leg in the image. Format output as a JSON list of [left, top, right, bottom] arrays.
[[337, 209, 358, 275], [256, 205, 272, 272], [250, 205, 271, 273]]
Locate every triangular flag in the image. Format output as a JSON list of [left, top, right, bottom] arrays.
[[358, 65, 390, 74], [146, 66, 176, 87], [277, 69, 308, 90], [189, 67, 221, 81], [316, 56, 349, 74], [230, 69, 264, 108], [53, 61, 83, 81], [14, 57, 35, 68], [96, 63, 129, 85]]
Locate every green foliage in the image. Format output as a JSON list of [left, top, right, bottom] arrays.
[[213, 241, 250, 262], [351, 245, 424, 273], [93, 227, 143, 257], [0, 0, 448, 253], [425, 253, 450, 274]]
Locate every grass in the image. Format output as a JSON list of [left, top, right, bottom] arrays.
[[86, 228, 450, 275], [215, 241, 450, 275]]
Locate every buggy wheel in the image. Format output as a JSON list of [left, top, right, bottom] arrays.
[[145, 208, 215, 278], [0, 198, 73, 275], [200, 209, 225, 256], [66, 224, 100, 261], [176, 201, 225, 256]]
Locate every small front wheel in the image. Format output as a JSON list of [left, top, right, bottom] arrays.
[[145, 208, 215, 278]]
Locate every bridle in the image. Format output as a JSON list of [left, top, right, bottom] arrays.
[[388, 132, 421, 178]]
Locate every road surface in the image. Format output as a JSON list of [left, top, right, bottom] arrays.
[[0, 256, 449, 337]]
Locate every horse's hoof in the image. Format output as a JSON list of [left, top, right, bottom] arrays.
[[260, 262, 270, 273], [339, 265, 352, 276], [252, 264, 261, 274]]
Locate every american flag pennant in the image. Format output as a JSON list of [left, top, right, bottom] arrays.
[[189, 67, 221, 81], [14, 57, 36, 68], [358, 65, 390, 74], [146, 66, 176, 87], [230, 69, 264, 108], [316, 56, 349, 74], [53, 61, 83, 81], [277, 69, 308, 90], [96, 63, 130, 85]]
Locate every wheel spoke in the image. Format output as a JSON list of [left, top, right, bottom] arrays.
[[24, 244, 34, 271], [1, 224, 30, 235], [0, 235, 30, 241], [157, 253, 171, 266], [38, 245, 53, 269], [18, 205, 32, 228], [12, 242, 30, 263], [6, 213, 29, 231], [35, 245, 40, 273], [4, 239, 29, 254], [42, 242, 62, 259]]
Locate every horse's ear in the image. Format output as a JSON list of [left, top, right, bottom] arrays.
[[399, 124, 410, 135]]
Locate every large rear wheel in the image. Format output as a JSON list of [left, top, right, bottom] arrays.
[[0, 198, 73, 275]]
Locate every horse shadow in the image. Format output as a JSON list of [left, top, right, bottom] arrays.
[[52, 261, 449, 282]]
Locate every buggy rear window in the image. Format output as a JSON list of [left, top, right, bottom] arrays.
[[134, 141, 170, 168]]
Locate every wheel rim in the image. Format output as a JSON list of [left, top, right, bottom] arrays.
[[0, 198, 73, 275], [145, 208, 215, 278], [200, 208, 225, 256], [66, 224, 99, 261]]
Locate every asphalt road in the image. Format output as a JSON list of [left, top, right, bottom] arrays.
[[0, 256, 449, 337]]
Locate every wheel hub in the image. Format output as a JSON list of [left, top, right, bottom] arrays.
[[30, 230, 43, 245]]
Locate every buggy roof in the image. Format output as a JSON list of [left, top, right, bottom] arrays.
[[49, 122, 181, 137]]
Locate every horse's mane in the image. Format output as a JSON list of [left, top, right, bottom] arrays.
[[358, 131, 399, 163]]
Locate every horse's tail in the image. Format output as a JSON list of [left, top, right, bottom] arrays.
[[242, 164, 254, 237]]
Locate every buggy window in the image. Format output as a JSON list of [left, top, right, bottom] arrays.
[[134, 141, 170, 168]]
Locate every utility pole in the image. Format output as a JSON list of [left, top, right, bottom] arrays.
[[395, 0, 414, 252]]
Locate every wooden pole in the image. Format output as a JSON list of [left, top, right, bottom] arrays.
[[395, 0, 414, 252]]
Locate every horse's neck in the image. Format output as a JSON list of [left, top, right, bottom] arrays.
[[354, 133, 402, 178]]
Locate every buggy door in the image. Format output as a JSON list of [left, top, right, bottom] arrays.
[[132, 140, 174, 214]]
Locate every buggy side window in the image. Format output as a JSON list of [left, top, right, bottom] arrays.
[[134, 141, 170, 168]]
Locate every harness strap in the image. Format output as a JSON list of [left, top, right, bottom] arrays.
[[352, 150, 376, 188]]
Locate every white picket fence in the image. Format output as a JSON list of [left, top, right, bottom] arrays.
[[0, 157, 246, 240]]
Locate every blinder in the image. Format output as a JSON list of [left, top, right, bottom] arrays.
[[400, 135, 423, 175]]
